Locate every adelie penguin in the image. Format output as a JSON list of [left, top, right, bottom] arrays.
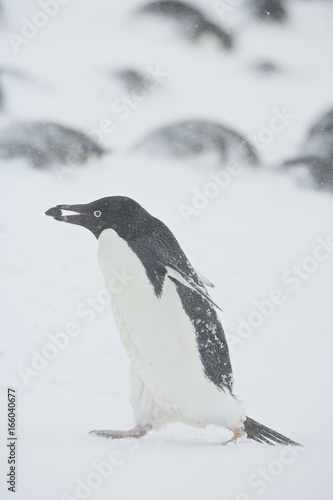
[[0, 121, 105, 168], [280, 108, 333, 192], [250, 0, 287, 23], [137, 1, 233, 50], [46, 197, 300, 446], [133, 120, 259, 168]]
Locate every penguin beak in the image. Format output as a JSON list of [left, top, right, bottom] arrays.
[[45, 204, 88, 224]]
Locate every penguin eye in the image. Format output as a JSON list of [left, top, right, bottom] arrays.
[[94, 210, 102, 218]]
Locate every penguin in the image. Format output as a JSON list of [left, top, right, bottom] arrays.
[[280, 109, 333, 192], [281, 157, 333, 192], [136, 1, 233, 50], [113, 68, 150, 93], [303, 109, 333, 163], [133, 119, 260, 167], [0, 121, 105, 168], [250, 0, 287, 23], [46, 196, 300, 446], [252, 60, 281, 75]]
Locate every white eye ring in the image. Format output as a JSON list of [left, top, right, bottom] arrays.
[[94, 210, 102, 217]]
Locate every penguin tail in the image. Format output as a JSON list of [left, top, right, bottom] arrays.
[[244, 417, 301, 446]]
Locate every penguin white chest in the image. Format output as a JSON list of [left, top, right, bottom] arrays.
[[97, 228, 244, 429], [97, 229, 198, 375]]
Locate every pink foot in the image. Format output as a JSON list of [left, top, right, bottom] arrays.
[[221, 427, 244, 445], [89, 424, 152, 439]]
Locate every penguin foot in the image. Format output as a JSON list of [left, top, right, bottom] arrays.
[[221, 427, 244, 445], [89, 424, 152, 439]]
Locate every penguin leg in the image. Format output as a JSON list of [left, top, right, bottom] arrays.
[[221, 427, 244, 445], [129, 366, 170, 430], [90, 369, 159, 440], [89, 424, 152, 439]]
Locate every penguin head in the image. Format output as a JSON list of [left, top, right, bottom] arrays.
[[45, 196, 149, 239]]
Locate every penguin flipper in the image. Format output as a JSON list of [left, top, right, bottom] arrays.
[[165, 265, 222, 311], [194, 269, 214, 288], [244, 417, 301, 446]]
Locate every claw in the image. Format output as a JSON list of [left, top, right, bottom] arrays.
[[221, 427, 244, 445]]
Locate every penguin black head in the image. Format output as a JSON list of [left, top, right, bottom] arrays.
[[45, 196, 150, 240]]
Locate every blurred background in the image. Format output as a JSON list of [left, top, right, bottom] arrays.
[[0, 1, 333, 499]]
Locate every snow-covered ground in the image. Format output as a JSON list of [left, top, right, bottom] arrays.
[[0, 1, 333, 499]]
